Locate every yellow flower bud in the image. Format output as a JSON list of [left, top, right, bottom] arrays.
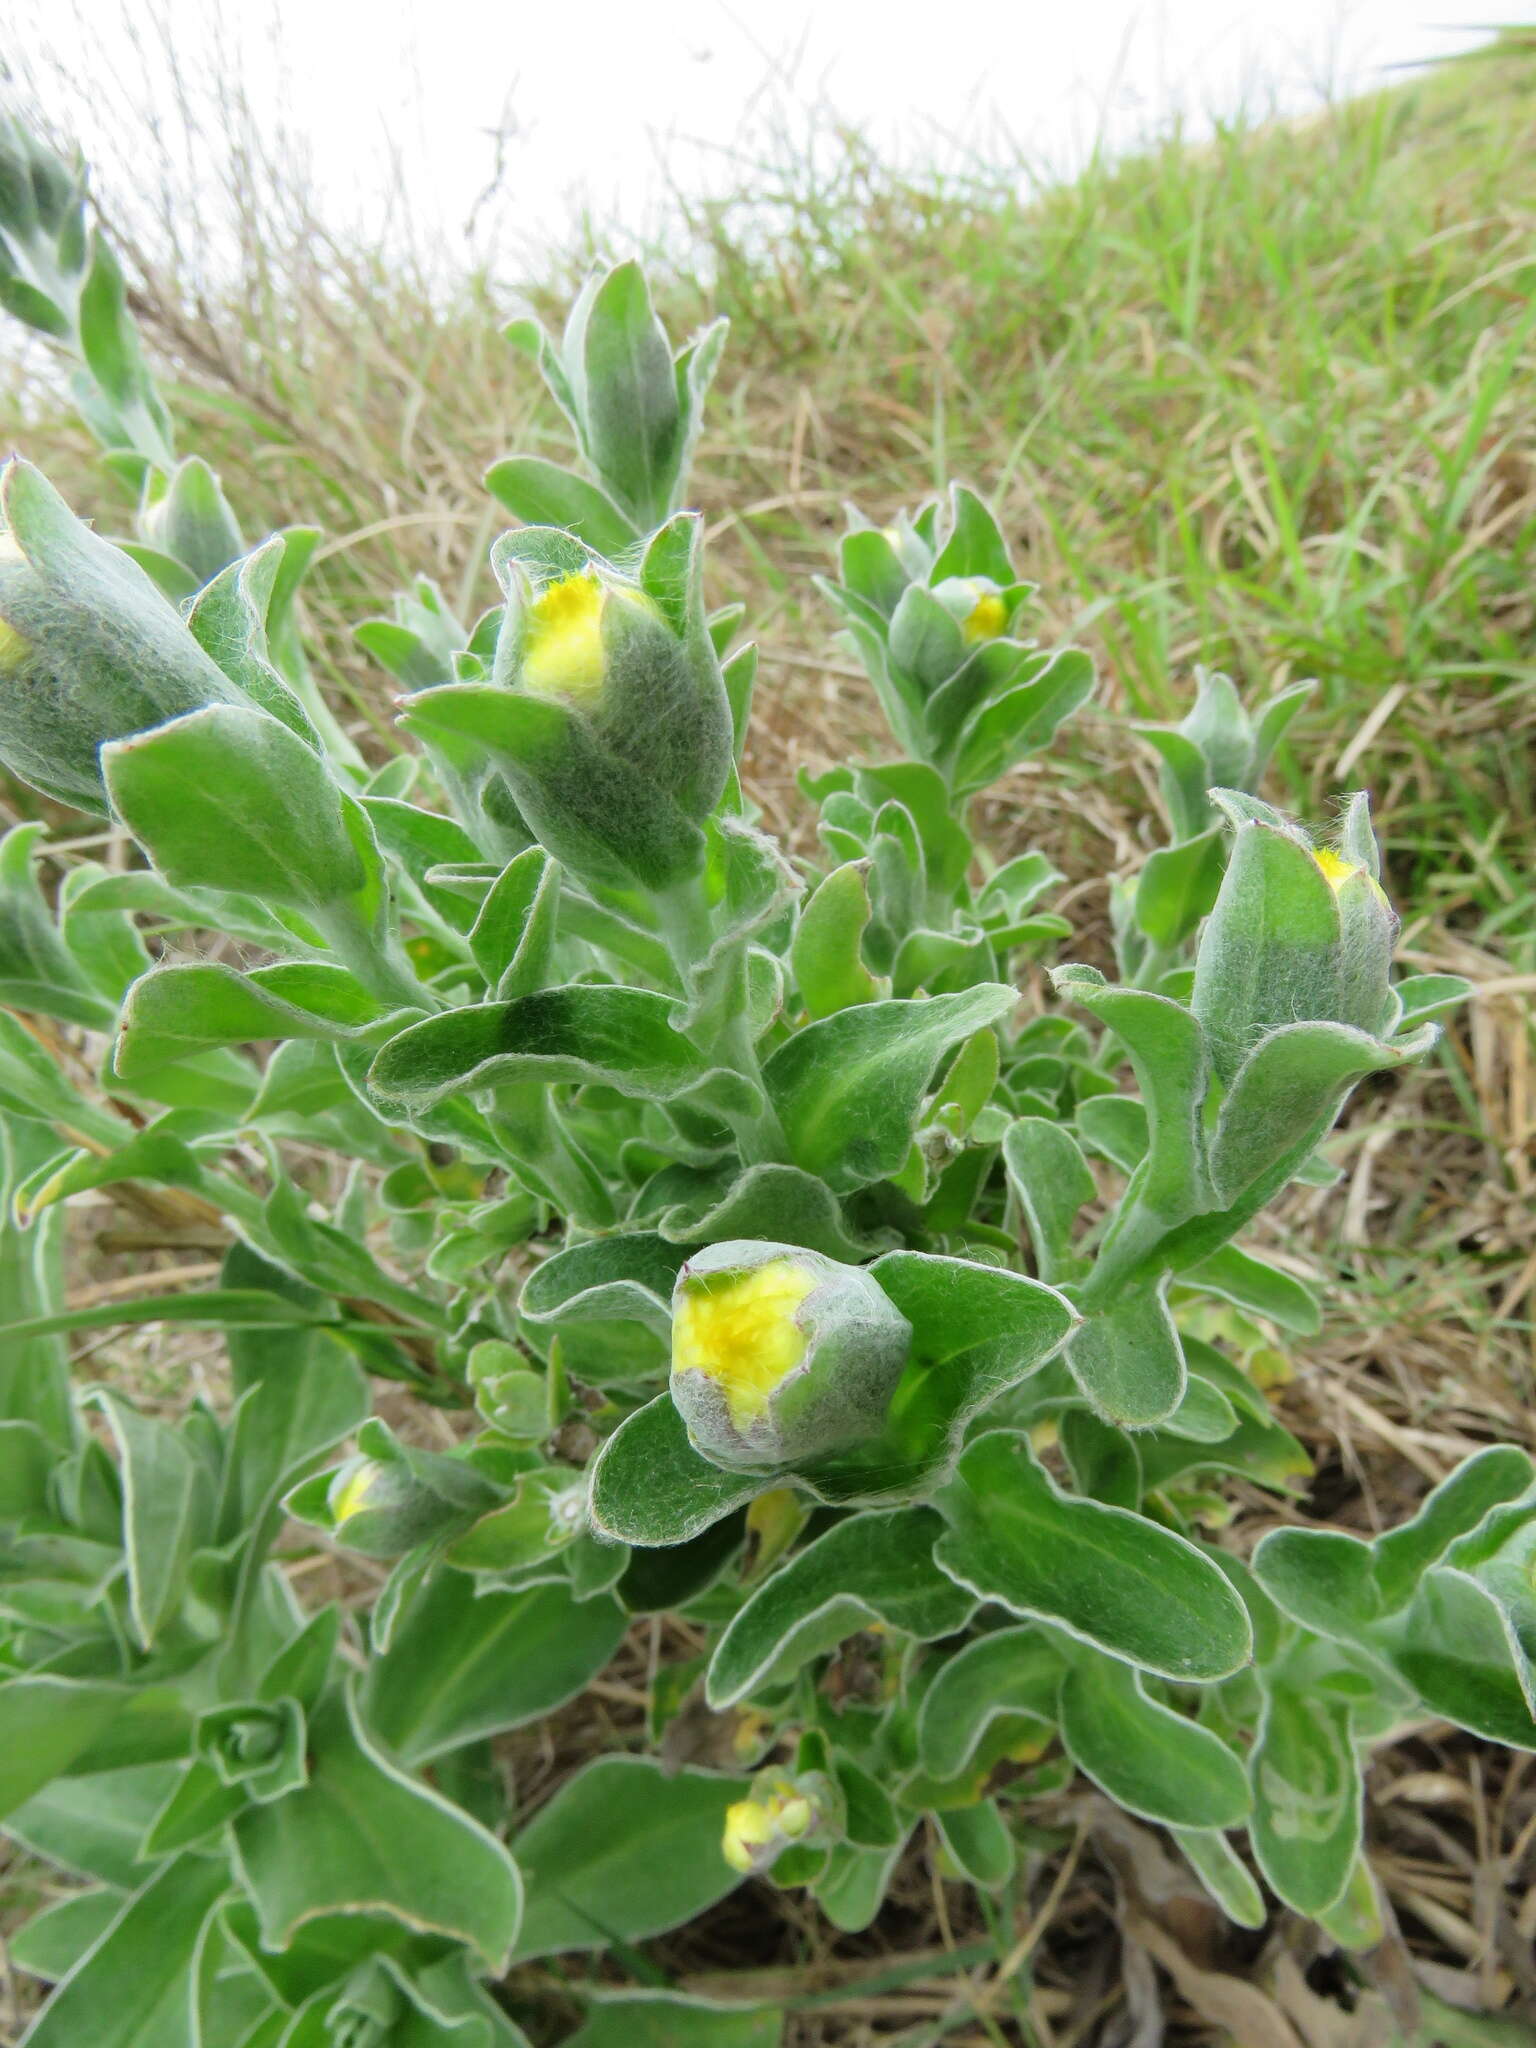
[[330, 1460, 381, 1527], [1311, 846, 1356, 891], [671, 1240, 912, 1474], [721, 1797, 776, 1874], [471, 518, 734, 892], [0, 461, 247, 811], [672, 1259, 817, 1431], [775, 1793, 814, 1840], [721, 1776, 829, 1874], [1313, 843, 1390, 909], [1194, 798, 1402, 1082], [520, 573, 608, 703], [0, 614, 29, 674], [961, 586, 1008, 643]]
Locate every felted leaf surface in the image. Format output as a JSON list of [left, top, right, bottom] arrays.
[[647, 1161, 884, 1262], [114, 961, 392, 1079], [762, 986, 1017, 1193], [83, 1390, 214, 1648], [368, 986, 704, 1109], [519, 1233, 685, 1341], [1057, 1649, 1251, 1827], [706, 1508, 974, 1707], [587, 1393, 766, 1546], [933, 1432, 1252, 1682], [1248, 1687, 1361, 1916], [230, 1689, 523, 1971], [16, 1853, 228, 2048], [484, 456, 640, 555], [363, 1573, 625, 1763], [1065, 1283, 1186, 1429], [103, 703, 371, 912], [916, 1626, 1062, 1781], [508, 1756, 746, 1961], [800, 1251, 1078, 1504]]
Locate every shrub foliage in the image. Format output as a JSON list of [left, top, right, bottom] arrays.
[[0, 111, 1528, 2047]]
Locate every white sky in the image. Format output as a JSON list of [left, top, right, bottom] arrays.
[[6, 0, 1530, 263]]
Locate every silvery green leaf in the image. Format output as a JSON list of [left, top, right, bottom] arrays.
[[1057, 1647, 1250, 1828], [706, 1508, 974, 1708], [934, 1432, 1252, 1682], [508, 1755, 746, 1962], [1248, 1686, 1361, 1916]]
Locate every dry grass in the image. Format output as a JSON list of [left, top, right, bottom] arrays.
[[2, 25, 1535, 2047]]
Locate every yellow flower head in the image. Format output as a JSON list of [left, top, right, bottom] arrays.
[[330, 1461, 381, 1528], [672, 1259, 817, 1429], [961, 583, 1008, 644], [721, 1781, 820, 1873], [721, 1797, 777, 1874], [520, 573, 608, 704], [1313, 843, 1390, 908], [1312, 847, 1358, 892]]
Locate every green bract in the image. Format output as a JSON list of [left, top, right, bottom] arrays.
[[0, 460, 247, 809], [0, 109, 1516, 2048]]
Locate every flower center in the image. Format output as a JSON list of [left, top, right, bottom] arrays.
[[331, 1462, 379, 1526], [673, 1261, 817, 1428], [1312, 847, 1360, 892], [961, 585, 1008, 643], [522, 573, 607, 702]]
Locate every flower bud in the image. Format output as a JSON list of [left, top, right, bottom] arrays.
[[1192, 791, 1399, 1083], [670, 1240, 912, 1474], [324, 1456, 469, 1559], [932, 575, 1009, 644], [505, 551, 729, 814], [470, 523, 734, 891], [138, 456, 245, 588], [324, 1966, 403, 2048], [0, 458, 243, 811], [721, 1771, 830, 1875]]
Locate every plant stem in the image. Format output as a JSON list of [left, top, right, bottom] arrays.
[[486, 1096, 617, 1229], [653, 869, 789, 1164], [310, 901, 440, 1012]]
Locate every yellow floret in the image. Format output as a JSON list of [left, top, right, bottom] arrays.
[[330, 1462, 380, 1527], [1312, 847, 1359, 892], [673, 1260, 817, 1428], [721, 1797, 776, 1873], [961, 585, 1008, 643], [521, 573, 607, 703]]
